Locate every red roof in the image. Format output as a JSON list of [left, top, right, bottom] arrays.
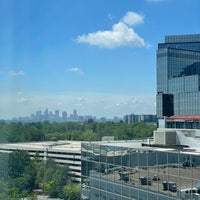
[[169, 115, 200, 120]]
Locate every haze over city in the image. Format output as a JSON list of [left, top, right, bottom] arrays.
[[0, 0, 199, 119]]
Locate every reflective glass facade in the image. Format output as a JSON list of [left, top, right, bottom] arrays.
[[81, 141, 200, 200], [156, 34, 200, 118]]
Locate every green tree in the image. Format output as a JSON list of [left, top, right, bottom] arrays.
[[37, 159, 70, 199], [8, 177, 29, 198], [79, 129, 97, 141], [8, 150, 31, 178], [21, 124, 45, 142], [24, 161, 37, 190], [63, 183, 80, 200], [0, 153, 9, 179], [0, 181, 8, 199]]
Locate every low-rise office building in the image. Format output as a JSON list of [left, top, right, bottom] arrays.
[[124, 114, 157, 124], [159, 115, 200, 131]]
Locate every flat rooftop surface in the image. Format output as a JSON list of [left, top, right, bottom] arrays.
[[1, 138, 200, 155], [0, 140, 81, 152]]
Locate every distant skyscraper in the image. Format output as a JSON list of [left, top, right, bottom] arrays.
[[44, 108, 49, 120], [62, 111, 67, 121], [55, 110, 60, 121], [36, 110, 42, 121], [156, 34, 200, 118], [73, 109, 77, 120]]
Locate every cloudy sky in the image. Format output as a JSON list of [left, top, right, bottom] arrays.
[[0, 0, 200, 119]]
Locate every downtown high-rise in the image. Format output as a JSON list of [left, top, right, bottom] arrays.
[[156, 34, 200, 118]]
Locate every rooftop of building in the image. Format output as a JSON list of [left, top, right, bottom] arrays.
[[169, 115, 200, 120], [0, 129, 200, 155], [165, 34, 200, 43], [82, 136, 200, 155], [0, 140, 81, 153]]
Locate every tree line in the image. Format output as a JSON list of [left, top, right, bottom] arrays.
[[0, 121, 156, 143]]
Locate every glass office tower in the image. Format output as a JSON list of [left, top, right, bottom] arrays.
[[156, 34, 200, 118]]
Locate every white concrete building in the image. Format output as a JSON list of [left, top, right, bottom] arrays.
[[0, 141, 82, 182]]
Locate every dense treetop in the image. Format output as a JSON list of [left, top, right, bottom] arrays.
[[0, 121, 156, 143], [0, 150, 80, 199]]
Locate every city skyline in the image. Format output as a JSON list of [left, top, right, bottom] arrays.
[[0, 0, 200, 119], [7, 107, 157, 124], [12, 108, 98, 122]]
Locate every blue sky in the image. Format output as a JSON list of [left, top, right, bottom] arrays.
[[0, 0, 200, 119]]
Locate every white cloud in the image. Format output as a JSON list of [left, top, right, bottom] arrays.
[[15, 97, 29, 104], [122, 11, 144, 26], [66, 67, 84, 76], [76, 11, 146, 48], [15, 92, 29, 104], [108, 13, 115, 21], [77, 22, 145, 48], [8, 70, 25, 77], [0, 92, 30, 119]]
